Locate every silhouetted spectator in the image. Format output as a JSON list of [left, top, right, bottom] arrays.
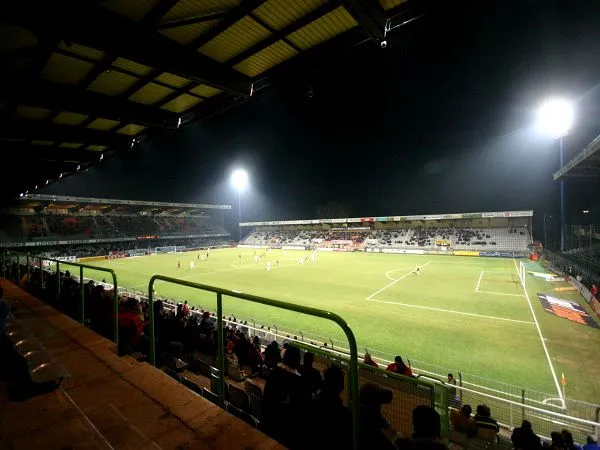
[[562, 429, 582, 450], [447, 373, 460, 408], [451, 405, 476, 437], [386, 356, 413, 377], [299, 352, 323, 398], [397, 405, 447, 450], [548, 432, 565, 450], [583, 436, 600, 450], [474, 404, 499, 441], [263, 346, 309, 447], [0, 286, 9, 341], [511, 420, 542, 450], [358, 383, 399, 450], [364, 352, 379, 368], [309, 365, 352, 450], [264, 341, 281, 369]]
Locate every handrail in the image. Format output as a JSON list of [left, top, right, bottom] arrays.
[[5, 250, 120, 345], [147, 274, 359, 450]]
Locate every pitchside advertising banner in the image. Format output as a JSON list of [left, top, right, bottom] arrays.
[[537, 294, 600, 328]]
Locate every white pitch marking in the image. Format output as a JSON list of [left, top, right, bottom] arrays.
[[475, 271, 484, 292], [366, 298, 535, 324], [367, 261, 431, 300], [476, 290, 525, 298], [512, 258, 564, 404], [385, 268, 422, 281]]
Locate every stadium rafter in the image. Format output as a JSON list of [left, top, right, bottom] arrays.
[[553, 134, 600, 181]]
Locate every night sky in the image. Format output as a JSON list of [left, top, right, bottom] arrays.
[[44, 0, 600, 230]]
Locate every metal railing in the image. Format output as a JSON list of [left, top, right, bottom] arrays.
[[147, 274, 360, 450], [3, 250, 120, 344]]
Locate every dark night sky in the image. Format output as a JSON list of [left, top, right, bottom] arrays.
[[43, 0, 600, 229]]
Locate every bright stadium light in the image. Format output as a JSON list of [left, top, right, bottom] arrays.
[[536, 98, 574, 139], [230, 169, 249, 242], [230, 169, 249, 192]]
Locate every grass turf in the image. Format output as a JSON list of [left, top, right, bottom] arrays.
[[81, 248, 600, 403]]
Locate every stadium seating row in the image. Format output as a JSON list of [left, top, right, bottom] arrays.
[[243, 227, 532, 252], [0, 213, 226, 241]]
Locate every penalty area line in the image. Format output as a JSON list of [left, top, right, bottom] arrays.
[[367, 261, 431, 300], [365, 298, 535, 325], [475, 271, 484, 292]]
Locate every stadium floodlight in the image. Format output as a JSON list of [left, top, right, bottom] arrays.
[[536, 98, 574, 251], [230, 169, 249, 192], [230, 169, 249, 241], [536, 98, 574, 139], [583, 209, 590, 214]]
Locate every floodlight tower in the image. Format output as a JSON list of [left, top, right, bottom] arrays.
[[230, 169, 248, 241], [536, 98, 574, 251]]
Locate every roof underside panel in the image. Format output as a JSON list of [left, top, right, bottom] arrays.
[[160, 93, 203, 113], [87, 70, 140, 96], [189, 84, 222, 97], [287, 6, 358, 50], [112, 58, 153, 77], [86, 118, 120, 131], [117, 124, 148, 135], [379, 0, 408, 10], [58, 41, 106, 61], [15, 105, 52, 120], [40, 53, 95, 85], [101, 0, 161, 22], [58, 142, 85, 149], [155, 72, 191, 89], [234, 40, 297, 77], [128, 82, 175, 105], [161, 0, 241, 22], [160, 20, 219, 45], [199, 16, 271, 63], [0, 25, 38, 53], [253, 0, 328, 31], [52, 111, 89, 126]]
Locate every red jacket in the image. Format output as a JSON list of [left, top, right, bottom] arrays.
[[386, 363, 413, 377]]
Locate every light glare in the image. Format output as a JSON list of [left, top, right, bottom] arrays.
[[536, 98, 574, 138], [231, 169, 249, 192]]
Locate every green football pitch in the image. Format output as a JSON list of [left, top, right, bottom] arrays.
[[82, 248, 600, 403]]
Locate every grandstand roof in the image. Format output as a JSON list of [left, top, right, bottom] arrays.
[[553, 134, 600, 181], [0, 0, 420, 198], [241, 210, 534, 226], [16, 194, 230, 213]]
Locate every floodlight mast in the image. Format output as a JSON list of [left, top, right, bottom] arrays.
[[230, 169, 248, 241], [536, 98, 574, 252]]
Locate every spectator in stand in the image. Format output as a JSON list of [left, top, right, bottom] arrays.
[[182, 301, 189, 317], [309, 365, 352, 450], [262, 346, 309, 447], [474, 404, 499, 440], [364, 352, 379, 368], [548, 432, 565, 450], [562, 429, 582, 450], [583, 436, 600, 450], [358, 383, 399, 450], [118, 298, 145, 355], [398, 405, 447, 450], [511, 420, 542, 450], [592, 284, 598, 299], [264, 341, 281, 370], [0, 286, 9, 341], [450, 405, 477, 437], [299, 351, 323, 398], [386, 356, 414, 377], [447, 373, 460, 408]]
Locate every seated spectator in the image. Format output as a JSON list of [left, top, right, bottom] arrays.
[[401, 405, 447, 450], [548, 432, 564, 450], [364, 352, 379, 368], [474, 404, 499, 440], [451, 405, 477, 437], [562, 429, 582, 450], [263, 341, 281, 369], [358, 383, 400, 450], [308, 365, 352, 450], [583, 436, 600, 450], [299, 352, 323, 398], [262, 346, 309, 447], [386, 356, 414, 377], [511, 420, 542, 450]]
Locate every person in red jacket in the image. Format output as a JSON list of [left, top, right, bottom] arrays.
[[386, 356, 414, 377], [363, 352, 379, 368], [591, 284, 598, 299]]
